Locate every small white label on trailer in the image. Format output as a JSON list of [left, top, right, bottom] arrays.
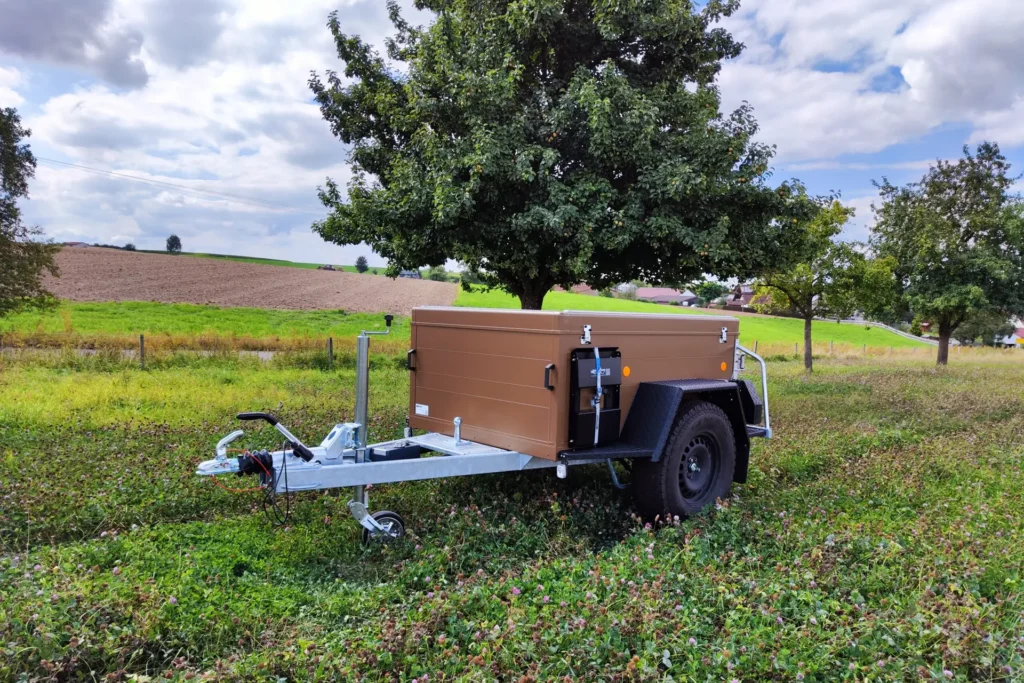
[[415, 403, 429, 416]]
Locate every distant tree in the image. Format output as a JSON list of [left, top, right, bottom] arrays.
[[310, 1, 808, 309], [124, 243, 136, 251], [872, 143, 1024, 365], [617, 283, 639, 301], [693, 281, 730, 306], [166, 234, 182, 254], [458, 266, 484, 288], [355, 255, 369, 273], [371, 268, 378, 275], [427, 265, 448, 282], [755, 199, 896, 372], [0, 107, 59, 319], [952, 310, 1015, 346]]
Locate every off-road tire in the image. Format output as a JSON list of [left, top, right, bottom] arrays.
[[633, 401, 736, 521]]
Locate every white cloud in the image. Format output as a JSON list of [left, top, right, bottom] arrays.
[[888, 0, 1024, 116], [719, 0, 1024, 162], [971, 97, 1024, 147], [6, 0, 1024, 266], [0, 66, 24, 106], [841, 195, 880, 243], [12, 0, 425, 266]]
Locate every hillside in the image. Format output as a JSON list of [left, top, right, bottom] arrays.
[[46, 247, 455, 315], [9, 248, 930, 352]]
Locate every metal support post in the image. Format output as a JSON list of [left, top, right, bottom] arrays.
[[353, 333, 370, 507]]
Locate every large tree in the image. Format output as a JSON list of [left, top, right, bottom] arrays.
[[872, 143, 1024, 365], [0, 107, 59, 319], [310, 0, 807, 309], [754, 199, 895, 372]]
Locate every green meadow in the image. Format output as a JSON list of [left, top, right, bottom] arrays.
[[1, 350, 1022, 681]]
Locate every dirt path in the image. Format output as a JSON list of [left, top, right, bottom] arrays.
[[47, 248, 457, 315]]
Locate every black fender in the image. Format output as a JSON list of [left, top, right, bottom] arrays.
[[620, 380, 753, 484]]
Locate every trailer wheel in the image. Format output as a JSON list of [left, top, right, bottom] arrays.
[[633, 401, 735, 521], [361, 511, 405, 544]]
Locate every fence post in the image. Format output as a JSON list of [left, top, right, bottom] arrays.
[[328, 337, 334, 369], [753, 340, 758, 353], [139, 334, 145, 369], [794, 342, 798, 355], [829, 340, 833, 354], [862, 343, 866, 355]]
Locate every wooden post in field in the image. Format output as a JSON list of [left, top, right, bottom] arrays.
[[862, 343, 866, 355], [328, 337, 334, 369], [829, 340, 833, 354], [794, 342, 798, 355], [139, 334, 145, 369], [753, 340, 758, 353]]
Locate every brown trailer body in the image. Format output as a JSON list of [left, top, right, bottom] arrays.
[[408, 307, 740, 460]]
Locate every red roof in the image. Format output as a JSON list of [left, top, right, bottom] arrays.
[[636, 287, 686, 298]]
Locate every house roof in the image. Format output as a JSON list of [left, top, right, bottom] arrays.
[[636, 287, 695, 299]]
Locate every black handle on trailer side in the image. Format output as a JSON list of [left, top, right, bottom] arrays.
[[544, 363, 555, 390]]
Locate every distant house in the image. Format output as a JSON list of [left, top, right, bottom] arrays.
[[998, 324, 1024, 348], [398, 270, 422, 279], [63, 241, 90, 248], [725, 283, 756, 311], [635, 287, 697, 306]]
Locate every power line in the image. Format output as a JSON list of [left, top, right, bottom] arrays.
[[36, 157, 324, 216]]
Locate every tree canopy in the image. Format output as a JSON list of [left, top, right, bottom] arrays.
[[754, 199, 894, 371], [693, 280, 730, 305], [871, 143, 1024, 364], [355, 255, 369, 272], [0, 107, 59, 319], [310, 0, 808, 308], [166, 234, 182, 253]]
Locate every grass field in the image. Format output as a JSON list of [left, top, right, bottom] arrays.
[[1, 293, 929, 356], [457, 288, 931, 350], [1, 349, 1022, 681], [0, 302, 405, 340]]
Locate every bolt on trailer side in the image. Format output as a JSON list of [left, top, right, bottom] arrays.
[[196, 308, 771, 539]]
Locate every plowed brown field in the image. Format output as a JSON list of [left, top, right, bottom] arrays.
[[47, 248, 457, 315]]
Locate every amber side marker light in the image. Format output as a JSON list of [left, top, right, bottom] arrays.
[[622, 366, 631, 377], [720, 362, 727, 371]]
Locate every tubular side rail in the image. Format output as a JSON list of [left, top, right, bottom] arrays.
[[736, 344, 771, 439]]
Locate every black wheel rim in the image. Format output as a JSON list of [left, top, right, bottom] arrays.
[[678, 434, 719, 500], [363, 512, 405, 543]]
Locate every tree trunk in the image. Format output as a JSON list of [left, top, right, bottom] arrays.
[[937, 319, 951, 366], [803, 314, 813, 373], [517, 282, 551, 310]]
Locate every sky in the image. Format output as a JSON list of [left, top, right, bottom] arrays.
[[1, 0, 1023, 266]]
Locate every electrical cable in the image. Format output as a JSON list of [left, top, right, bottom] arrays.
[[261, 441, 291, 526]]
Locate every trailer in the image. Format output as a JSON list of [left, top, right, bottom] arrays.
[[196, 308, 771, 540]]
